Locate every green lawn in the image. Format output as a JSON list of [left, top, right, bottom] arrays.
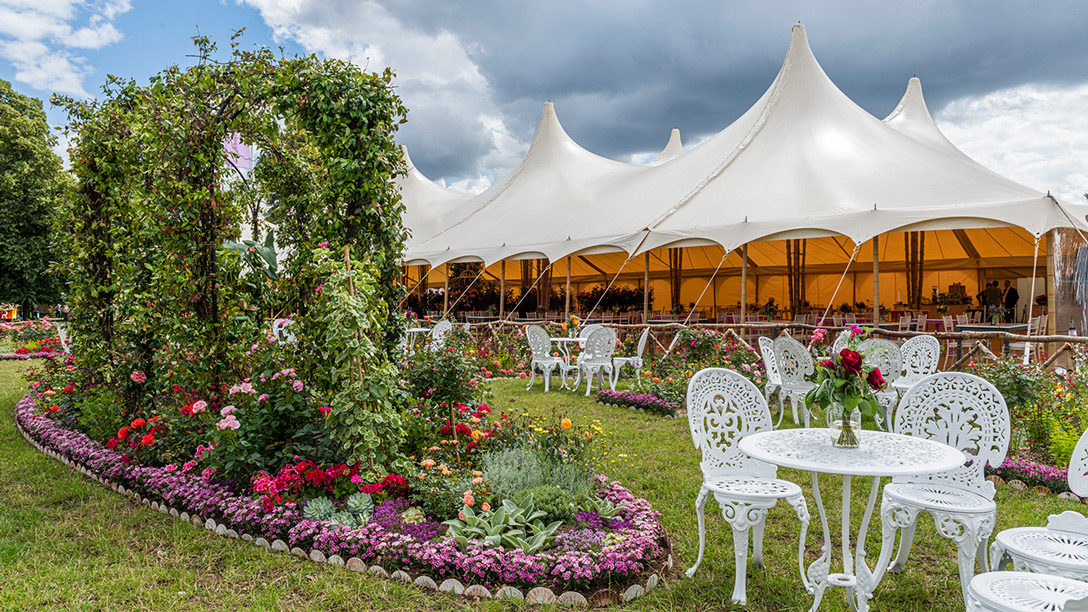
[[0, 364, 1072, 611]]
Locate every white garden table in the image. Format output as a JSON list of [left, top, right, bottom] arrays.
[[550, 336, 585, 390], [739, 428, 965, 612]]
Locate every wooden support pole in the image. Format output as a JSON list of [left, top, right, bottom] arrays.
[[872, 236, 880, 323], [443, 263, 449, 315], [499, 260, 506, 319], [740, 243, 748, 323], [643, 252, 650, 323], [1046, 229, 1057, 337], [565, 256, 572, 319]]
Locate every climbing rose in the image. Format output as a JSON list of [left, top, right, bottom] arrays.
[[130, 371, 147, 383]]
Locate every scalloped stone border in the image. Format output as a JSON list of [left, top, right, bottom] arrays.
[[15, 412, 670, 606], [986, 474, 1088, 504]]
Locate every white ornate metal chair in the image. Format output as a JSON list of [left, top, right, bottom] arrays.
[[829, 330, 849, 356], [857, 337, 903, 430], [428, 320, 453, 352], [990, 426, 1088, 580], [55, 322, 73, 353], [771, 335, 815, 427], [757, 336, 784, 426], [891, 334, 940, 397], [966, 571, 1088, 612], [612, 327, 650, 389], [525, 325, 563, 392], [878, 372, 1010, 603], [684, 367, 809, 606], [573, 327, 617, 396]]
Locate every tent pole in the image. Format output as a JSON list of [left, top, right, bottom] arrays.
[[565, 256, 572, 319], [872, 236, 880, 323], [643, 252, 650, 323], [740, 244, 748, 323], [443, 264, 450, 316], [499, 260, 506, 320], [1046, 229, 1057, 337]]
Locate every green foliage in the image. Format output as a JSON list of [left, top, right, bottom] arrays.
[[478, 447, 544, 502], [443, 497, 562, 553], [307, 248, 406, 473], [346, 492, 375, 518], [513, 485, 576, 523], [0, 78, 67, 309], [966, 357, 1053, 453], [403, 328, 486, 410], [580, 496, 628, 519], [644, 328, 765, 404]]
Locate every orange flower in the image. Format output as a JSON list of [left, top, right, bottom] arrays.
[[481, 503, 491, 512], [130, 418, 146, 428], [560, 418, 573, 431], [421, 459, 435, 469], [652, 377, 661, 383]]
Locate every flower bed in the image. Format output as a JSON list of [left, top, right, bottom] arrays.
[[986, 457, 1071, 495], [14, 393, 672, 604], [595, 390, 680, 416], [0, 352, 56, 360]]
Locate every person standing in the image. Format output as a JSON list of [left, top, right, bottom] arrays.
[[1002, 280, 1019, 323], [985, 282, 1002, 319]]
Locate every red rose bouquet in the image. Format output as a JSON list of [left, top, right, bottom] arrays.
[[804, 332, 886, 448]]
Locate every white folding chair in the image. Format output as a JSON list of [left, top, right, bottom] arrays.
[[684, 368, 809, 605], [878, 372, 1009, 603]]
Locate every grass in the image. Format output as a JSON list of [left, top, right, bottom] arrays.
[[0, 364, 1075, 611]]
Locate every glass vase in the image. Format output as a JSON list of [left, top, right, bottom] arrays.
[[826, 401, 862, 449]]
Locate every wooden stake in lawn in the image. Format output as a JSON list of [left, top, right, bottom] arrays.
[[343, 245, 375, 471]]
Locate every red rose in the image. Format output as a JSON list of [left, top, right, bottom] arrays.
[[141, 433, 155, 446], [820, 359, 835, 369], [118, 427, 130, 441], [130, 418, 146, 429], [839, 349, 863, 374], [867, 368, 886, 391]]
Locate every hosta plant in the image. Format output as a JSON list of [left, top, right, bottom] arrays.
[[444, 496, 562, 554]]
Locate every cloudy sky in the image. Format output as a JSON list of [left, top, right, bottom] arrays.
[[1, 0, 1086, 201]]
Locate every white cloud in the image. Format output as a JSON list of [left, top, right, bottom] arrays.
[[937, 83, 1088, 204], [239, 0, 528, 185], [0, 0, 132, 96]]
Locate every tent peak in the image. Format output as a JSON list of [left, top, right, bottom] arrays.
[[649, 128, 685, 165], [400, 144, 415, 172], [883, 77, 962, 153]]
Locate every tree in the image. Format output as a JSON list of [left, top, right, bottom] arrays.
[[0, 79, 68, 315]]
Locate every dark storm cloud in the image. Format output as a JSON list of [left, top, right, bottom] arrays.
[[379, 0, 1088, 171]]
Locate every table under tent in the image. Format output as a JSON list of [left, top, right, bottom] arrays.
[[398, 24, 1088, 338]]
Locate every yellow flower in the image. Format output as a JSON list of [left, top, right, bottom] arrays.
[[561, 418, 573, 431], [572, 316, 580, 326]]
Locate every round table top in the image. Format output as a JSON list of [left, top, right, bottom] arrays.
[[406, 327, 431, 334], [738, 428, 965, 477]]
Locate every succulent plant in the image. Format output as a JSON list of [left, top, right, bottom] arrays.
[[346, 492, 374, 519], [330, 511, 357, 527], [603, 532, 625, 548], [303, 496, 335, 522], [443, 495, 562, 554]]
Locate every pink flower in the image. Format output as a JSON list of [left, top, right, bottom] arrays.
[[216, 415, 240, 431], [292, 380, 303, 392], [130, 371, 147, 383], [319, 406, 332, 416], [229, 385, 241, 394], [239, 382, 254, 394], [350, 474, 363, 484], [257, 393, 269, 403], [163, 464, 177, 473], [317, 241, 329, 248], [191, 400, 207, 414], [201, 467, 216, 482], [220, 405, 236, 417], [183, 460, 197, 471]]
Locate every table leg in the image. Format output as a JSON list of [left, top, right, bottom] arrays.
[[806, 472, 832, 611], [849, 477, 882, 612]]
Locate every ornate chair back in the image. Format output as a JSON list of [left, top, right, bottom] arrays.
[[899, 335, 940, 384], [578, 324, 604, 340], [858, 338, 902, 383], [580, 327, 617, 365], [429, 320, 453, 351], [1069, 426, 1088, 498], [633, 327, 650, 362], [525, 325, 553, 361], [758, 336, 782, 387], [893, 372, 1009, 497], [686, 368, 776, 480], [772, 335, 813, 387], [830, 331, 849, 356], [277, 319, 297, 344]]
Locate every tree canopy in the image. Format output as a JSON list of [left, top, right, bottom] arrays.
[[0, 78, 68, 311]]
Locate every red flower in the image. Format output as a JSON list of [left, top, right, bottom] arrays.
[[106, 438, 119, 449], [130, 418, 146, 429], [819, 359, 835, 369], [867, 368, 886, 391], [839, 349, 864, 374], [360, 483, 383, 495], [141, 433, 155, 446], [117, 427, 130, 441], [49, 405, 59, 412]]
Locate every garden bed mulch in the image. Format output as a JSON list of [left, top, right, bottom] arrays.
[[13, 393, 674, 606]]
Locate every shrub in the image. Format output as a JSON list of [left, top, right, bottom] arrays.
[[514, 485, 577, 523], [403, 329, 486, 409], [479, 447, 544, 502]]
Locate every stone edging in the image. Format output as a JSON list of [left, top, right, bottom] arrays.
[[986, 475, 1088, 504], [15, 414, 670, 606], [595, 399, 686, 419]]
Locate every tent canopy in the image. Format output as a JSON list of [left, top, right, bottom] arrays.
[[404, 24, 1088, 272]]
